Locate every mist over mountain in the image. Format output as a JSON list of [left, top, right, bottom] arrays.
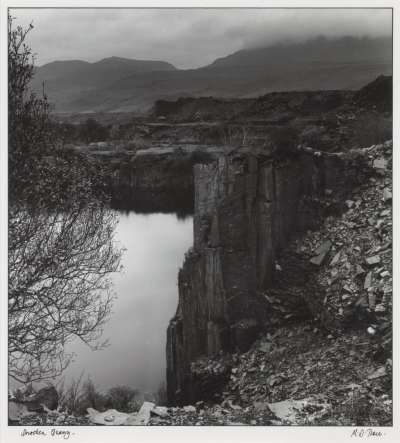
[[32, 36, 392, 113], [209, 36, 391, 68]]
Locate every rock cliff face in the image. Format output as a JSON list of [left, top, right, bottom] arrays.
[[109, 154, 194, 214], [167, 148, 367, 405]]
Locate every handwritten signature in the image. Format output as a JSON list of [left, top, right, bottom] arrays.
[[20, 428, 73, 439], [351, 428, 385, 438]]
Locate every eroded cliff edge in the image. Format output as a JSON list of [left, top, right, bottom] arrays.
[[166, 145, 371, 405]]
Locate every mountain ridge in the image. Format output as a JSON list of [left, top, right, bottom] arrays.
[[31, 36, 392, 113]]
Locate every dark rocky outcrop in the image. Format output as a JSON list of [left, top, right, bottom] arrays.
[[166, 146, 372, 405], [105, 146, 219, 215], [109, 153, 194, 214], [353, 75, 392, 112], [9, 386, 59, 419]]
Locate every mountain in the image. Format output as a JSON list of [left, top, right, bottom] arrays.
[[208, 36, 391, 68], [31, 56, 176, 108], [31, 37, 392, 113]]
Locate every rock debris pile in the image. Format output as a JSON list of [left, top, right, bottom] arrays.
[[12, 140, 392, 427], [295, 141, 392, 343], [151, 140, 392, 426], [149, 325, 391, 425]]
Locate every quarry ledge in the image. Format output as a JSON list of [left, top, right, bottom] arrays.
[[166, 142, 381, 406]]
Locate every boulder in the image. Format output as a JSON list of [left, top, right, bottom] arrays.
[[329, 251, 341, 266], [310, 240, 332, 266], [151, 406, 169, 418], [365, 255, 381, 266], [87, 402, 159, 426], [373, 158, 387, 171], [364, 272, 373, 289], [87, 408, 129, 426], [25, 386, 59, 411], [383, 188, 392, 201], [356, 265, 365, 276], [8, 401, 33, 423], [268, 395, 330, 424], [368, 366, 386, 380], [125, 401, 155, 425]]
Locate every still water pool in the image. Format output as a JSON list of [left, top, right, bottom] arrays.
[[64, 211, 193, 394]]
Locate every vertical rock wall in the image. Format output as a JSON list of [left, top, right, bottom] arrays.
[[166, 150, 363, 404], [109, 155, 194, 213]]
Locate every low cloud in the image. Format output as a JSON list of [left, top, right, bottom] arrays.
[[12, 8, 392, 69]]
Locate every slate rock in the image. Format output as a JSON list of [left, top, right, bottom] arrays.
[[125, 401, 155, 425], [268, 396, 330, 424], [314, 240, 333, 256], [356, 265, 365, 276], [383, 188, 392, 201], [373, 158, 387, 170], [364, 272, 372, 289], [368, 366, 386, 380], [330, 251, 341, 266], [87, 408, 129, 426], [310, 240, 332, 266], [259, 342, 272, 353], [8, 401, 32, 423], [368, 292, 376, 308], [365, 255, 381, 266], [151, 406, 169, 418]]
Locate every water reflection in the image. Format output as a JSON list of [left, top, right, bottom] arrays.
[[64, 211, 193, 394], [110, 190, 194, 220]]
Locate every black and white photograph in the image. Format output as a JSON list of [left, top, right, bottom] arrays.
[[1, 1, 398, 441]]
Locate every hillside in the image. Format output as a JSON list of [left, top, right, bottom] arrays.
[[32, 36, 392, 113], [31, 56, 176, 110], [209, 36, 391, 68]]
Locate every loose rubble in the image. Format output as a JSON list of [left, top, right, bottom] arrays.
[[292, 141, 392, 339], [148, 323, 391, 425], [148, 140, 392, 426], [12, 141, 392, 427]]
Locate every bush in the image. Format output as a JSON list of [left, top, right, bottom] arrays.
[[8, 15, 122, 384], [58, 375, 108, 415], [106, 386, 140, 412]]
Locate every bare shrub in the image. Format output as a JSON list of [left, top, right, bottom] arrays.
[[8, 204, 121, 383], [106, 385, 140, 412], [60, 372, 85, 414], [8, 15, 122, 385]]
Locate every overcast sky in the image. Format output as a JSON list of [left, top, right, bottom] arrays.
[[12, 8, 392, 69]]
